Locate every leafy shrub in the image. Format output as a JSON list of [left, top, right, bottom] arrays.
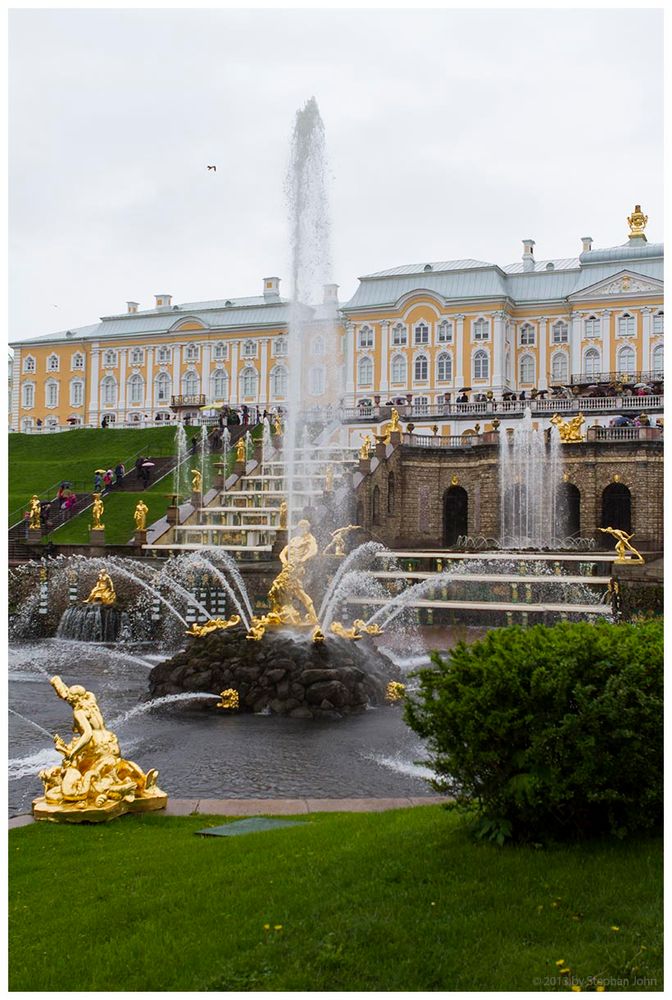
[[404, 620, 663, 842]]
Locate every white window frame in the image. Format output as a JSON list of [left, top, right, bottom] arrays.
[[182, 370, 200, 396], [358, 325, 374, 349], [391, 323, 407, 347], [617, 313, 636, 338], [584, 316, 600, 339], [130, 348, 144, 365], [436, 352, 452, 382], [519, 324, 535, 347], [413, 396, 429, 416], [69, 379, 84, 407], [157, 346, 172, 364], [155, 372, 171, 404], [652, 344, 664, 374], [583, 348, 601, 377], [184, 344, 200, 362], [413, 353, 429, 382], [71, 352, 85, 371], [46, 353, 60, 372], [211, 369, 228, 399], [309, 365, 326, 396], [213, 342, 228, 361], [103, 350, 118, 367], [240, 366, 258, 397], [616, 345, 636, 375], [551, 321, 568, 344], [23, 355, 36, 374], [270, 364, 288, 399], [22, 382, 35, 408], [45, 379, 59, 408], [241, 340, 257, 359], [473, 318, 490, 341], [653, 311, 664, 335], [101, 375, 117, 406], [550, 351, 568, 383], [273, 337, 288, 357], [128, 373, 145, 405], [519, 353, 535, 384], [473, 349, 489, 380], [414, 322, 429, 346], [390, 354, 407, 385], [437, 320, 453, 344], [357, 355, 373, 387]]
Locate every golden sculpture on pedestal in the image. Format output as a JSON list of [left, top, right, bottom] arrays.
[[627, 204, 648, 237], [134, 499, 149, 532], [29, 495, 42, 530], [90, 492, 105, 530], [185, 614, 241, 638], [191, 468, 202, 493], [359, 435, 373, 460], [33, 676, 167, 822], [323, 524, 361, 558], [381, 408, 402, 445], [235, 438, 246, 463], [278, 500, 288, 528], [550, 413, 585, 443], [273, 414, 283, 436], [84, 570, 116, 606], [599, 527, 645, 565]]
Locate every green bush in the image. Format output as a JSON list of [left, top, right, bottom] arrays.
[[405, 620, 663, 842]]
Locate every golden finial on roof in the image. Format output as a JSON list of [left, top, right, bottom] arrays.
[[627, 204, 648, 239]]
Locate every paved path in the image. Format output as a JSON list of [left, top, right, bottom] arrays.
[[9, 796, 446, 829]]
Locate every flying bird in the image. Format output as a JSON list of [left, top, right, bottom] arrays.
[[207, 165, 217, 172]]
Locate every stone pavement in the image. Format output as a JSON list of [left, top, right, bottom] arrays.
[[9, 796, 447, 828]]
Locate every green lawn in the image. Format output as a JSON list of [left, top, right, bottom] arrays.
[[8, 427, 191, 525], [9, 808, 662, 992]]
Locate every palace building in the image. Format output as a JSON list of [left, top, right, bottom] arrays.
[[9, 207, 663, 433]]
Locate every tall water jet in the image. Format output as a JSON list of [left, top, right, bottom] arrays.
[[200, 424, 209, 495], [499, 412, 563, 548], [174, 424, 189, 501]]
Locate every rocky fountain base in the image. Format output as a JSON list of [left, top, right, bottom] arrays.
[[148, 625, 400, 720]]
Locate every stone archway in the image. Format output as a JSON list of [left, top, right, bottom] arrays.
[[443, 486, 468, 547], [600, 483, 632, 541], [557, 482, 581, 538]]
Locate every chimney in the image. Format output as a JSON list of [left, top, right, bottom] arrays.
[[155, 294, 172, 310], [581, 236, 593, 253], [522, 239, 535, 272], [127, 301, 139, 314], [263, 277, 280, 299], [323, 283, 339, 304]]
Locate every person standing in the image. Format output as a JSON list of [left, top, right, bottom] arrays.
[[114, 462, 125, 487]]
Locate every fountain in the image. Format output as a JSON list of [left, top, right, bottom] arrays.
[[499, 411, 563, 548]]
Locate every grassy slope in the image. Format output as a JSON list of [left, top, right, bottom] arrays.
[[9, 808, 662, 992], [8, 427, 188, 525]]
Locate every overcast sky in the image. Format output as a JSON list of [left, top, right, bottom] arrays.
[[9, 8, 663, 344]]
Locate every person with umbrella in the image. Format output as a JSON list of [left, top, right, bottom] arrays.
[[93, 469, 104, 491], [135, 456, 145, 483], [141, 460, 155, 488]]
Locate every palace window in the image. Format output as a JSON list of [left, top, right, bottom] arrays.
[[22, 383, 35, 408], [652, 344, 664, 375], [653, 311, 664, 335], [130, 348, 144, 365], [184, 344, 200, 361], [155, 372, 171, 403], [437, 321, 453, 344], [273, 337, 288, 357], [103, 350, 117, 367], [128, 373, 144, 405], [584, 316, 600, 339], [241, 340, 256, 359], [240, 366, 258, 397], [358, 325, 374, 348], [473, 318, 489, 341], [519, 354, 535, 384], [213, 342, 228, 361], [551, 351, 568, 383], [617, 345, 636, 375], [583, 348, 601, 377], [520, 324, 535, 346], [473, 349, 489, 380], [45, 380, 59, 407], [552, 322, 568, 344], [182, 371, 200, 396], [391, 354, 407, 384], [392, 323, 407, 346], [71, 352, 85, 370], [157, 346, 171, 363], [270, 365, 288, 398], [414, 354, 428, 381], [46, 417, 59, 430], [70, 380, 84, 406], [23, 356, 36, 373], [414, 323, 429, 346], [211, 369, 228, 399], [101, 375, 117, 406], [413, 396, 429, 416], [21, 417, 34, 432], [618, 313, 635, 337], [309, 366, 325, 395], [47, 353, 60, 372], [358, 356, 373, 386], [311, 335, 325, 357], [436, 352, 452, 382]]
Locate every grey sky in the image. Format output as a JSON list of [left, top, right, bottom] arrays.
[[9, 8, 663, 344]]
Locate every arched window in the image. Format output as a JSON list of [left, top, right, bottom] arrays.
[[70, 380, 84, 406], [155, 372, 171, 403], [182, 371, 199, 396], [618, 313, 635, 337], [437, 321, 453, 343], [583, 348, 600, 377], [358, 325, 374, 348], [213, 342, 227, 361], [437, 352, 452, 382], [552, 321, 568, 344], [372, 485, 381, 524], [71, 352, 85, 370], [617, 345, 636, 375], [391, 354, 407, 384], [473, 350, 489, 380], [101, 375, 117, 406], [414, 354, 428, 381], [473, 318, 489, 341], [103, 350, 117, 367], [520, 324, 535, 346], [23, 356, 36, 373], [240, 366, 257, 397], [242, 340, 257, 358], [22, 383, 35, 408], [653, 311, 664, 335], [414, 323, 429, 345], [584, 316, 600, 338], [358, 356, 373, 386], [211, 369, 228, 399], [387, 472, 395, 514], [519, 354, 535, 384], [270, 365, 288, 398], [47, 353, 60, 372], [551, 351, 568, 383], [392, 323, 407, 346], [652, 344, 664, 376], [45, 380, 59, 407], [130, 348, 144, 365], [309, 366, 325, 395], [311, 335, 325, 357], [128, 373, 144, 405]]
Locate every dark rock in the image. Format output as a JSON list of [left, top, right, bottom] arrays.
[[299, 668, 341, 685], [265, 668, 287, 683]]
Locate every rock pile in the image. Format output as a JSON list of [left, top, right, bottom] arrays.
[[148, 625, 399, 719]]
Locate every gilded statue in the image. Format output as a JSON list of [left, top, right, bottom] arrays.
[[216, 688, 239, 710], [84, 570, 116, 606], [278, 499, 288, 528], [273, 414, 283, 436], [359, 435, 373, 460], [235, 438, 246, 463], [324, 465, 334, 492], [246, 519, 319, 640], [382, 408, 402, 445], [33, 676, 167, 822], [599, 527, 645, 565], [90, 492, 104, 530], [331, 621, 362, 641], [29, 495, 41, 530], [134, 499, 148, 532], [323, 524, 361, 558], [627, 204, 647, 237], [185, 615, 241, 638], [550, 412, 585, 443], [353, 619, 384, 636], [191, 468, 202, 493]]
